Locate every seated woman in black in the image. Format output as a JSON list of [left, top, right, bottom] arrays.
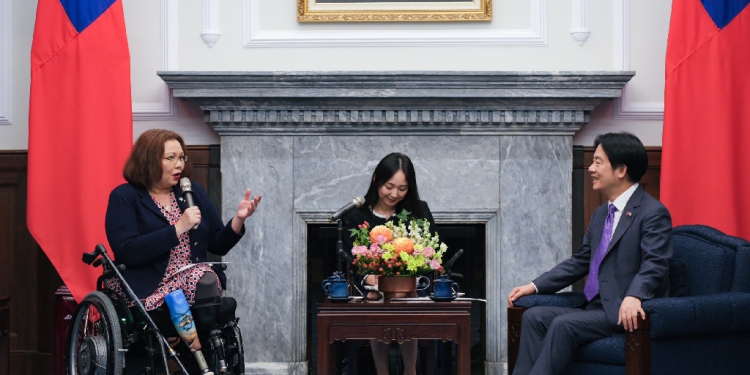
[[104, 129, 261, 326], [343, 152, 435, 375]]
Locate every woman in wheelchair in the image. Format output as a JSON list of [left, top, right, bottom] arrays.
[[101, 129, 261, 374]]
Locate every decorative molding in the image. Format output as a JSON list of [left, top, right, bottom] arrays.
[[132, 0, 178, 121], [159, 71, 633, 135], [243, 0, 547, 48], [570, 0, 590, 46], [612, 0, 664, 120], [0, 0, 11, 125], [201, 0, 221, 48], [204, 109, 589, 136]]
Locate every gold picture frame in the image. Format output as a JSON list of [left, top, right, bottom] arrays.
[[297, 0, 492, 22]]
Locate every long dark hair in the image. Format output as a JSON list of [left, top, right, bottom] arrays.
[[363, 153, 425, 218]]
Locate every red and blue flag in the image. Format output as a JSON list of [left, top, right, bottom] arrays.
[[662, 0, 750, 239], [28, 0, 133, 301]]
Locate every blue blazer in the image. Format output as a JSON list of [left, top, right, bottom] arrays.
[[533, 186, 673, 327], [105, 182, 244, 299]]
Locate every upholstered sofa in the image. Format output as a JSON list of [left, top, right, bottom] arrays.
[[507, 225, 750, 375]]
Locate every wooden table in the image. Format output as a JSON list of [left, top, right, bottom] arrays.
[[316, 301, 472, 375]]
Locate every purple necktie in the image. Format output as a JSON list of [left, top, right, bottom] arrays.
[[584, 203, 618, 301]]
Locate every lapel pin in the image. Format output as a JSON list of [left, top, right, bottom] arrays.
[[626, 212, 632, 217], [179, 197, 184, 201]]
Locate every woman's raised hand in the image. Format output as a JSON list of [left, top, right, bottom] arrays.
[[236, 189, 262, 220], [232, 189, 262, 234], [176, 206, 201, 236]]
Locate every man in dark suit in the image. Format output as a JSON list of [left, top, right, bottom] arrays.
[[507, 132, 673, 375]]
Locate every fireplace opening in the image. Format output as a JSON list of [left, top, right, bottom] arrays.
[[307, 222, 486, 375]]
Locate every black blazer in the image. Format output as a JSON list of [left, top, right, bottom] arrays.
[[533, 186, 673, 327], [105, 182, 244, 299]]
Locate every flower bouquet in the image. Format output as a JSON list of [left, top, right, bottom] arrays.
[[349, 210, 448, 277]]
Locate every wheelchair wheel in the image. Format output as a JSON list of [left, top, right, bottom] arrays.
[[224, 321, 245, 374], [66, 291, 125, 375]]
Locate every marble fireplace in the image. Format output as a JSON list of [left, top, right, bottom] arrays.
[[159, 71, 633, 375]]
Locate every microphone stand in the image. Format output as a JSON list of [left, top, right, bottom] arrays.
[[335, 218, 358, 295], [336, 218, 344, 274]]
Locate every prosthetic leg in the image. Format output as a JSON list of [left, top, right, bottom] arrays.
[[164, 290, 215, 375], [193, 296, 227, 373]]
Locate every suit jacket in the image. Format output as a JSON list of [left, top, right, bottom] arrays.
[[533, 186, 673, 327], [105, 182, 244, 299]]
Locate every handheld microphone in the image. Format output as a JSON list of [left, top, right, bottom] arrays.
[[329, 196, 365, 222], [179, 177, 199, 230]]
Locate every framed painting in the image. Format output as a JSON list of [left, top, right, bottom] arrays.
[[297, 0, 492, 22]]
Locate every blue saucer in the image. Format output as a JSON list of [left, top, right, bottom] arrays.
[[328, 296, 353, 303], [429, 294, 456, 302]]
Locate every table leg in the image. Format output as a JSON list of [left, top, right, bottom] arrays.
[[458, 318, 471, 375]]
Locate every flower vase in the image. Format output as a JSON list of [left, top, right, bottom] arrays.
[[378, 276, 417, 303]]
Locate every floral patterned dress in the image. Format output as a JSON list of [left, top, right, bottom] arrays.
[[107, 191, 221, 310]]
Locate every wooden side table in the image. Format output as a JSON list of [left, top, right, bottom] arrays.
[[317, 301, 472, 375]]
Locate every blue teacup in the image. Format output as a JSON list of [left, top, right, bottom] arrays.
[[322, 278, 349, 299], [433, 276, 459, 299]]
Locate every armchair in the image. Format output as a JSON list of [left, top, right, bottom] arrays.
[[507, 225, 750, 375]]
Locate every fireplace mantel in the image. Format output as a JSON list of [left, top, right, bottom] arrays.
[[158, 71, 633, 375], [159, 71, 633, 135]]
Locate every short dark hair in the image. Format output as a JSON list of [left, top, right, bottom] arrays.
[[363, 153, 425, 218], [123, 129, 192, 188], [593, 132, 648, 183]]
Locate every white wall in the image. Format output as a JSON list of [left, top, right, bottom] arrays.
[[0, 0, 671, 149]]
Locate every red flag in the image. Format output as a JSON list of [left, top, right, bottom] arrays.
[[662, 0, 750, 239], [28, 0, 132, 302]]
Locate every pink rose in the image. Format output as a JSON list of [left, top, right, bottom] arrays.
[[375, 235, 388, 245], [369, 244, 381, 256], [352, 245, 367, 256], [430, 259, 441, 270], [423, 247, 434, 257]]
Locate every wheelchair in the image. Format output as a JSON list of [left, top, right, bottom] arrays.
[[66, 244, 245, 375]]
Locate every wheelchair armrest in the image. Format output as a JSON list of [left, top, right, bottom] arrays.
[[643, 292, 750, 339], [513, 291, 587, 309]]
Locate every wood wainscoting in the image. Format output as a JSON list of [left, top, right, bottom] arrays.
[[0, 146, 219, 374]]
